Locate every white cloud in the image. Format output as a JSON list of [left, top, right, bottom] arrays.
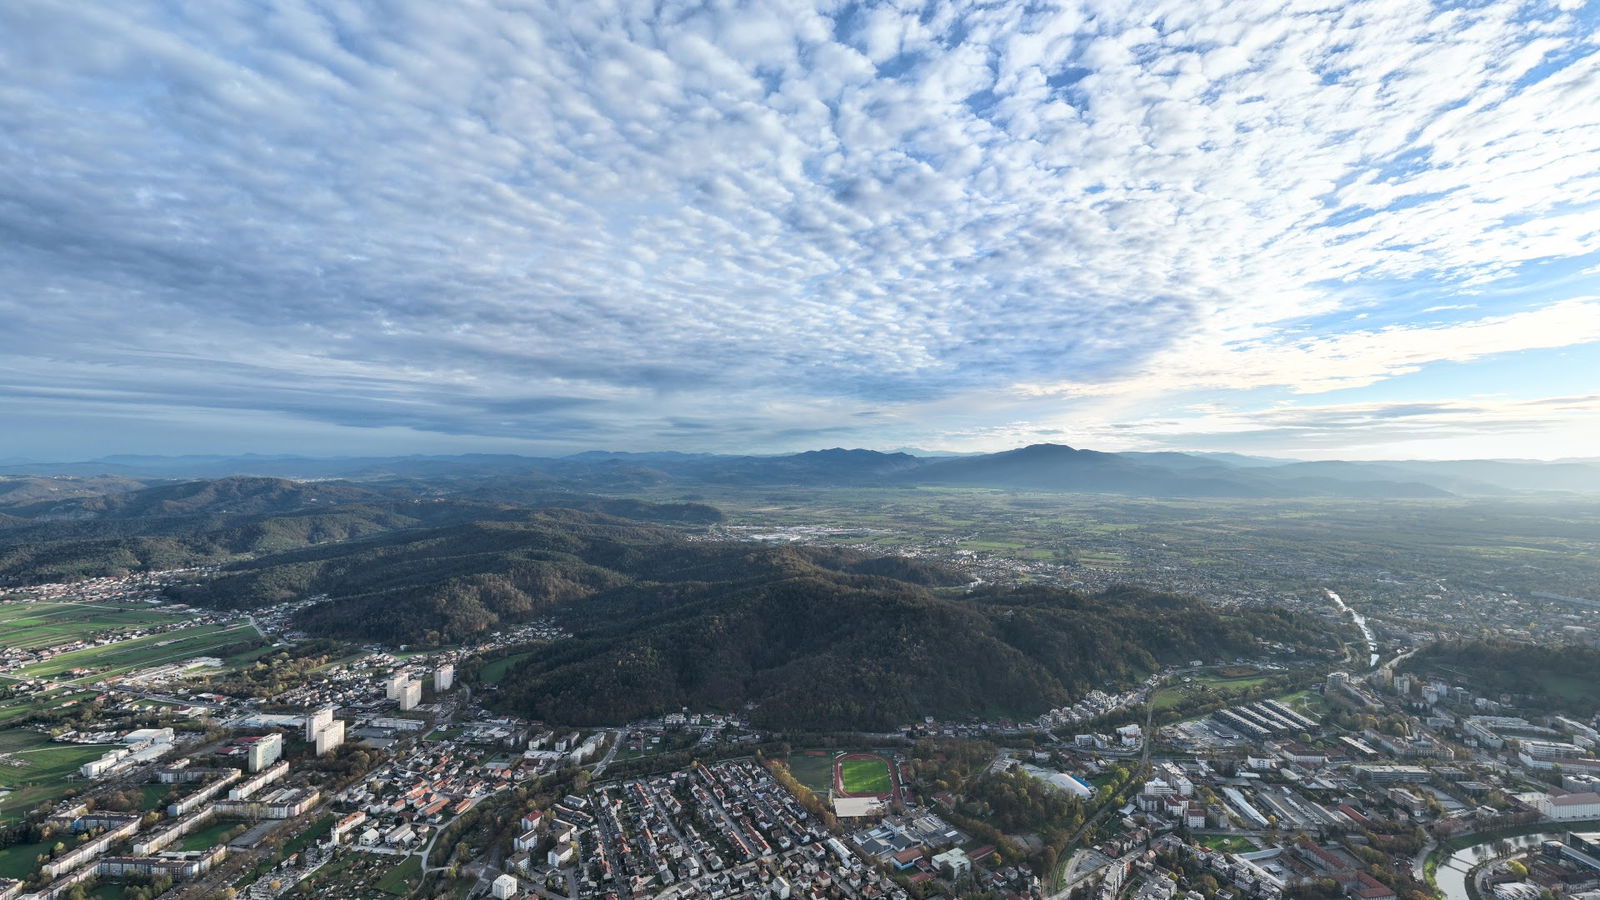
[[1082, 394, 1600, 459], [0, 0, 1598, 455], [1017, 297, 1600, 398]]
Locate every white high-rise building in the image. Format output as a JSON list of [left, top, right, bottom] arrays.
[[314, 719, 346, 756], [435, 664, 454, 692], [385, 671, 409, 700], [305, 706, 334, 742], [248, 733, 283, 772], [399, 679, 422, 711]]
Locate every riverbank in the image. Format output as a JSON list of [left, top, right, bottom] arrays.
[[1426, 820, 1600, 900]]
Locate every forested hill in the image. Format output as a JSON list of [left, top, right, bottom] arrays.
[[157, 504, 1334, 730], [490, 571, 1333, 731], [0, 475, 722, 584], [1400, 640, 1600, 715], [3, 476, 389, 520], [0, 474, 1339, 730]]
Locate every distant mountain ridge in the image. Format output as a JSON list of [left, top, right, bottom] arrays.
[[5, 444, 1600, 496]]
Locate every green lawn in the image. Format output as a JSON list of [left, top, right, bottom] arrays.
[[425, 727, 471, 742], [375, 855, 423, 895], [1152, 687, 1189, 710], [282, 814, 334, 859], [1274, 689, 1329, 719], [839, 757, 893, 795], [478, 650, 536, 685], [140, 782, 185, 811], [1198, 835, 1258, 853], [0, 836, 52, 880], [1155, 670, 1281, 713], [177, 818, 241, 851], [0, 731, 118, 824]]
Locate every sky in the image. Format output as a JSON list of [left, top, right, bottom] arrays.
[[2, 0, 1599, 462]]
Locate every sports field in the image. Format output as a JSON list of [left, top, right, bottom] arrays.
[[838, 756, 893, 796], [788, 751, 838, 794]]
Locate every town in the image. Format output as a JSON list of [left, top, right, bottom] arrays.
[[1, 567, 1598, 900]]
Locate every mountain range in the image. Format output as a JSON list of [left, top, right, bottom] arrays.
[[5, 443, 1600, 496]]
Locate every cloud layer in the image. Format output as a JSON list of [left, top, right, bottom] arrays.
[[2, 0, 1598, 457]]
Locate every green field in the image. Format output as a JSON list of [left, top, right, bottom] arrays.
[[375, 855, 423, 895], [839, 757, 893, 795], [1198, 834, 1258, 853], [0, 730, 119, 825], [787, 751, 839, 795], [1154, 669, 1280, 711], [176, 818, 240, 851], [0, 601, 175, 651], [140, 782, 182, 811], [0, 836, 52, 879], [478, 649, 536, 685], [1274, 689, 1329, 719], [425, 726, 471, 742], [16, 622, 256, 680]]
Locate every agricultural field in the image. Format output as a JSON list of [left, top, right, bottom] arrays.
[[15, 622, 257, 680], [0, 601, 175, 651], [838, 756, 893, 795]]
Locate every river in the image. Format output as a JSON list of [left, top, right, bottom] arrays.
[[1435, 833, 1560, 900], [1325, 589, 1378, 667]]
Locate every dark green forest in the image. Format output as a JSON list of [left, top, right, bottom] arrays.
[[1401, 639, 1600, 714], [2, 474, 1338, 731]]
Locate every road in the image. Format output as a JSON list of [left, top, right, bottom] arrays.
[[591, 729, 623, 776], [987, 747, 1012, 774], [1046, 696, 1156, 899], [1412, 837, 1437, 881]]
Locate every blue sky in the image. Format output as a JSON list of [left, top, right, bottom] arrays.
[[1, 0, 1598, 461]]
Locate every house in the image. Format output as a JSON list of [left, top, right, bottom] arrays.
[[492, 873, 518, 899]]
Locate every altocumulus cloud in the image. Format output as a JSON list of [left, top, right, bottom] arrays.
[[1, 0, 1598, 455]]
